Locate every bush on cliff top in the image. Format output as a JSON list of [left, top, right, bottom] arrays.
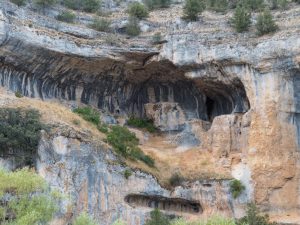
[[255, 9, 278, 36], [127, 116, 157, 133], [231, 5, 251, 32], [182, 0, 205, 21], [56, 10, 76, 23]]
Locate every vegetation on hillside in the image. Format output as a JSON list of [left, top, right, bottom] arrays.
[[255, 9, 278, 35], [144, 0, 171, 10], [90, 17, 111, 32], [56, 10, 76, 23], [231, 6, 251, 32], [73, 212, 97, 225], [127, 116, 157, 133], [183, 0, 206, 21], [73, 106, 154, 167], [0, 168, 58, 225], [0, 108, 44, 166], [127, 2, 149, 19]]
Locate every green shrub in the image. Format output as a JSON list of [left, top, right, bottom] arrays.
[[82, 0, 101, 12], [169, 173, 184, 187], [15, 90, 23, 98], [229, 179, 245, 198], [128, 2, 149, 19], [125, 16, 141, 36], [64, 0, 82, 10], [270, 0, 287, 9], [231, 5, 251, 32], [145, 208, 170, 225], [206, 0, 228, 12], [34, 0, 56, 7], [97, 123, 109, 133], [152, 32, 162, 44], [90, 17, 111, 32], [241, 0, 264, 11], [127, 117, 157, 133], [73, 212, 97, 225], [0, 108, 44, 166], [124, 169, 132, 179], [63, 0, 101, 12], [73, 107, 100, 126], [144, 0, 171, 9], [255, 9, 278, 36], [0, 169, 57, 225], [182, 0, 205, 21], [10, 0, 27, 6], [72, 119, 81, 125], [106, 125, 155, 167], [236, 203, 276, 225], [57, 10, 76, 23]]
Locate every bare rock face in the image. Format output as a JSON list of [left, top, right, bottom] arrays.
[[144, 102, 186, 131], [37, 129, 243, 225]]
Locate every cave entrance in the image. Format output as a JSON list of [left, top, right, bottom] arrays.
[[125, 194, 202, 214], [206, 97, 215, 122]]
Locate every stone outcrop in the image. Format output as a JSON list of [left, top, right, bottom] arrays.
[[37, 128, 244, 225]]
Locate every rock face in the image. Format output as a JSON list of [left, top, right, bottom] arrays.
[[37, 129, 243, 225], [1, 0, 300, 223]]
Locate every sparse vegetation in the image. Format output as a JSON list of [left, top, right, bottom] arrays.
[[255, 9, 278, 36], [15, 90, 23, 98], [182, 0, 205, 21], [34, 0, 56, 7], [169, 173, 184, 187], [127, 117, 157, 133], [72, 119, 81, 126], [73, 212, 97, 225], [242, 0, 265, 11], [152, 32, 163, 44], [10, 0, 27, 6], [90, 17, 111, 32], [0, 168, 57, 225], [171, 215, 236, 225], [63, 0, 101, 12], [73, 107, 100, 126], [236, 203, 277, 225], [145, 208, 170, 225], [124, 169, 132, 179], [125, 16, 141, 36], [144, 0, 171, 10], [127, 2, 149, 19], [0, 108, 44, 166], [206, 0, 228, 12], [56, 10, 76, 23], [229, 179, 245, 198], [231, 5, 251, 32], [106, 125, 155, 167]]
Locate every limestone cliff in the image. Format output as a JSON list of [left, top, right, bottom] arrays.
[[0, 0, 300, 224]]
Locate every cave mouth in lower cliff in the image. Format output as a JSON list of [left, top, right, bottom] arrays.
[[124, 194, 202, 214]]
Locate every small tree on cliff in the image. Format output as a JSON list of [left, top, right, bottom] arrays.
[[255, 9, 278, 36], [182, 0, 205, 21], [231, 5, 251, 32], [145, 208, 170, 225]]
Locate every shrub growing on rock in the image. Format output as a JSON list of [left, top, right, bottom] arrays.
[[145, 208, 170, 225], [255, 9, 278, 36], [231, 5, 251, 32], [0, 108, 44, 166], [206, 0, 229, 12], [0, 168, 57, 225], [229, 179, 245, 198], [56, 10, 76, 23], [34, 0, 56, 7], [73, 212, 97, 225], [169, 173, 184, 187], [242, 0, 264, 11], [144, 0, 171, 10], [125, 16, 141, 36], [73, 107, 100, 126], [128, 2, 149, 19], [82, 0, 101, 12], [90, 17, 111, 32], [182, 0, 205, 21], [236, 203, 277, 225], [127, 116, 156, 133], [10, 0, 27, 6]]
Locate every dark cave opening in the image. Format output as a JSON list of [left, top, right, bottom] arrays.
[[206, 97, 215, 122], [125, 194, 202, 214]]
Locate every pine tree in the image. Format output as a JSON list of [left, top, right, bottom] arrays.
[[231, 6, 251, 32], [183, 0, 205, 21], [255, 9, 278, 36]]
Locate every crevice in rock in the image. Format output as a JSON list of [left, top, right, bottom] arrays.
[[125, 194, 202, 214]]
